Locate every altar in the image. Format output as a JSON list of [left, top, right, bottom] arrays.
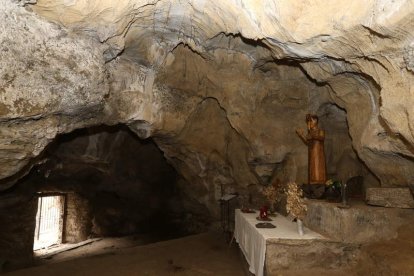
[[234, 209, 325, 276]]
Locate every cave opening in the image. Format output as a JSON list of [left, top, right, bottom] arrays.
[[2, 124, 211, 266]]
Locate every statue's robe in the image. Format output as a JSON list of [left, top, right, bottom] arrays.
[[307, 128, 326, 185]]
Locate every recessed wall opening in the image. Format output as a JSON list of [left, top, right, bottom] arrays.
[[6, 124, 212, 263], [33, 194, 65, 251]]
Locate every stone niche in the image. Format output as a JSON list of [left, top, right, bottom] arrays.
[[154, 44, 376, 209], [0, 125, 210, 271], [317, 103, 379, 189]]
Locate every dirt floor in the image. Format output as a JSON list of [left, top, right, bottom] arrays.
[[7, 232, 246, 276], [5, 223, 414, 276], [33, 233, 168, 265]]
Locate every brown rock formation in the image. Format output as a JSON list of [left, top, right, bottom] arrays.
[[1, 0, 414, 216]]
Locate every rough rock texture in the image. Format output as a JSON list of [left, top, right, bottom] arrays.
[[304, 200, 414, 243], [64, 193, 92, 243], [0, 0, 109, 188], [0, 197, 37, 270], [366, 187, 414, 208], [1, 0, 414, 231], [265, 239, 360, 273]]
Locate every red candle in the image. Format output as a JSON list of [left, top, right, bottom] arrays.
[[259, 206, 268, 219]]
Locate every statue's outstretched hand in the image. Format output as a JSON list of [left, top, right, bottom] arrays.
[[296, 129, 308, 144]]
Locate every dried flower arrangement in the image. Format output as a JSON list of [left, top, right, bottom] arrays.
[[286, 182, 307, 220], [262, 179, 284, 210]]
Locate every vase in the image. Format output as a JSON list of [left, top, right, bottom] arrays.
[[297, 219, 304, 236]]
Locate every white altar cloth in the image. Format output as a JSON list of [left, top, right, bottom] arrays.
[[234, 209, 324, 276]]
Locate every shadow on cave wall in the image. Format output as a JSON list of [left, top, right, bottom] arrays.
[[317, 103, 380, 187], [35, 124, 211, 238]]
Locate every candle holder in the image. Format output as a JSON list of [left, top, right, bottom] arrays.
[[337, 181, 350, 209]]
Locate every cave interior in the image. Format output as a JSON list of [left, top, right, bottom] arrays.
[[1, 0, 414, 275]]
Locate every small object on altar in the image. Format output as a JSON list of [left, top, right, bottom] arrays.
[[338, 181, 350, 208], [256, 216, 273, 221], [255, 222, 276, 228], [259, 206, 269, 219], [297, 219, 304, 236], [241, 208, 255, 213]]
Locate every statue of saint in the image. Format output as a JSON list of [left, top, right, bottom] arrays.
[[296, 114, 327, 198]]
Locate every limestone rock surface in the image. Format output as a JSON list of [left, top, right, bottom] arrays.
[[0, 0, 109, 187], [1, 0, 414, 215], [304, 200, 414, 243], [366, 187, 414, 208]]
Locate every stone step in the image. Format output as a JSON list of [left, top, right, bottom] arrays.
[[265, 238, 360, 273], [303, 199, 414, 243]]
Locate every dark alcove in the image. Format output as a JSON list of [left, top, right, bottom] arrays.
[[0, 125, 210, 271]]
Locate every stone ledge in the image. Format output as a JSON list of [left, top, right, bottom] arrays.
[[303, 200, 414, 243], [265, 239, 360, 273], [366, 187, 414, 209]]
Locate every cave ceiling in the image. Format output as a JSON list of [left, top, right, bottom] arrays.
[[1, 0, 414, 201]]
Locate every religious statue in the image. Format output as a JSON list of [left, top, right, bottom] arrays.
[[296, 114, 327, 198]]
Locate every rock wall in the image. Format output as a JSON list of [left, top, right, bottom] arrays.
[[64, 193, 92, 243], [0, 0, 414, 234], [0, 196, 37, 271], [31, 125, 210, 237], [0, 0, 109, 189]]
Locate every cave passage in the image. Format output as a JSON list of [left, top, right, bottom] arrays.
[[0, 124, 211, 268]]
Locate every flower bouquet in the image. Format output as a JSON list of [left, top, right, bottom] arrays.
[[286, 182, 307, 235], [262, 179, 284, 215]]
